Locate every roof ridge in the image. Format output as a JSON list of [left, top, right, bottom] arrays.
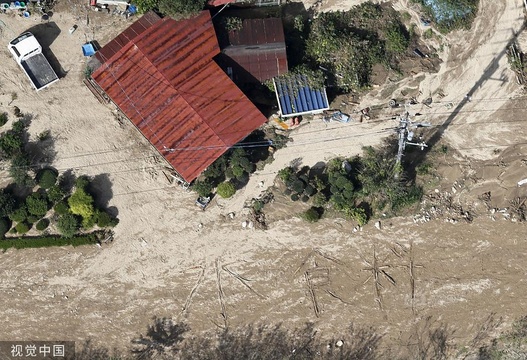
[[134, 14, 228, 150]]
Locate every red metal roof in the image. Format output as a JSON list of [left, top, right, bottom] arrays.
[[91, 11, 267, 183], [222, 18, 288, 82]]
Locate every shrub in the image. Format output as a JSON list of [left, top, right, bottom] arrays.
[[0, 190, 16, 217], [37, 168, 58, 189], [68, 189, 95, 220], [278, 167, 294, 182], [26, 193, 49, 216], [0, 232, 103, 250], [301, 195, 309, 202], [36, 219, 49, 231], [9, 152, 32, 186], [95, 211, 117, 228], [304, 185, 316, 197], [312, 192, 327, 207], [193, 180, 213, 198], [345, 207, 368, 226], [0, 217, 12, 238], [0, 112, 7, 127], [15, 222, 30, 234], [75, 175, 91, 190], [302, 207, 321, 222], [291, 180, 306, 194], [54, 201, 70, 215], [27, 215, 40, 224], [57, 214, 80, 238], [82, 214, 96, 229], [9, 206, 28, 223], [252, 200, 264, 213], [291, 193, 300, 201], [217, 181, 236, 199], [47, 185, 65, 204]]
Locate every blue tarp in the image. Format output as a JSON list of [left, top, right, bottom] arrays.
[[274, 74, 329, 116]]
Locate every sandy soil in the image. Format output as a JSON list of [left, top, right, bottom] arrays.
[[0, 0, 526, 357]]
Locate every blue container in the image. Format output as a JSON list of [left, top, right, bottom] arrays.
[[82, 43, 95, 57]]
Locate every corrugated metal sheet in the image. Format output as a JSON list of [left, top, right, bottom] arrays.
[[94, 11, 160, 66], [92, 11, 267, 182], [274, 74, 330, 117], [228, 18, 285, 45], [222, 18, 288, 82]]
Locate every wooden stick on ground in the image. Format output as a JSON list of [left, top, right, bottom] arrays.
[[180, 266, 205, 316]]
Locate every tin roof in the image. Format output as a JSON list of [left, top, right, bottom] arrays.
[[91, 11, 267, 182], [222, 18, 288, 82], [273, 74, 330, 117]]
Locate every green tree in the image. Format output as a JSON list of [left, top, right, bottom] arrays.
[[75, 175, 91, 190], [57, 214, 80, 238], [192, 180, 213, 197], [302, 207, 321, 222], [68, 189, 95, 223], [158, 0, 205, 19], [36, 218, 49, 231], [47, 184, 65, 203], [0, 112, 8, 127], [9, 206, 28, 223], [0, 190, 16, 218], [54, 201, 70, 215], [15, 222, 30, 234], [37, 168, 58, 189], [26, 192, 49, 217], [216, 181, 236, 198], [9, 152, 32, 186]]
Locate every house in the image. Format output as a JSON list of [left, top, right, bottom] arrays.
[[219, 17, 288, 83], [273, 74, 330, 117], [87, 11, 268, 184]]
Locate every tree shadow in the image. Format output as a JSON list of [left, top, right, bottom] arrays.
[[88, 173, 113, 209], [58, 169, 76, 193], [405, 23, 526, 182], [25, 129, 56, 168]]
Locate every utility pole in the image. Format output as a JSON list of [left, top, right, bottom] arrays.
[[394, 108, 430, 177]]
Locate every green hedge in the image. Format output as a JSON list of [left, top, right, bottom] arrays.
[[0, 232, 105, 250]]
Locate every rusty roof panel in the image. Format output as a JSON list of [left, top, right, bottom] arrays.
[[228, 18, 285, 46], [92, 11, 267, 182], [94, 11, 160, 65]]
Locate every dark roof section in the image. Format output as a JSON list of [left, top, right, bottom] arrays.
[[273, 74, 330, 117], [221, 18, 288, 82], [91, 11, 267, 183]]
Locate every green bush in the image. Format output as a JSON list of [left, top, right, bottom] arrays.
[[217, 181, 236, 199], [345, 207, 368, 226], [304, 185, 316, 197], [291, 180, 306, 194], [301, 195, 309, 202], [47, 185, 65, 204], [278, 167, 294, 182], [35, 219, 49, 231], [0, 232, 103, 250], [302, 207, 321, 223], [9, 206, 28, 223], [252, 200, 264, 213], [37, 168, 58, 189], [15, 222, 30, 234], [9, 152, 32, 186], [75, 175, 91, 190], [68, 189, 95, 220], [192, 180, 213, 197], [0, 217, 12, 238], [312, 192, 327, 207], [26, 215, 40, 224], [57, 214, 80, 238], [0, 190, 16, 217], [26, 193, 49, 217], [291, 193, 300, 201], [54, 201, 70, 215]]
